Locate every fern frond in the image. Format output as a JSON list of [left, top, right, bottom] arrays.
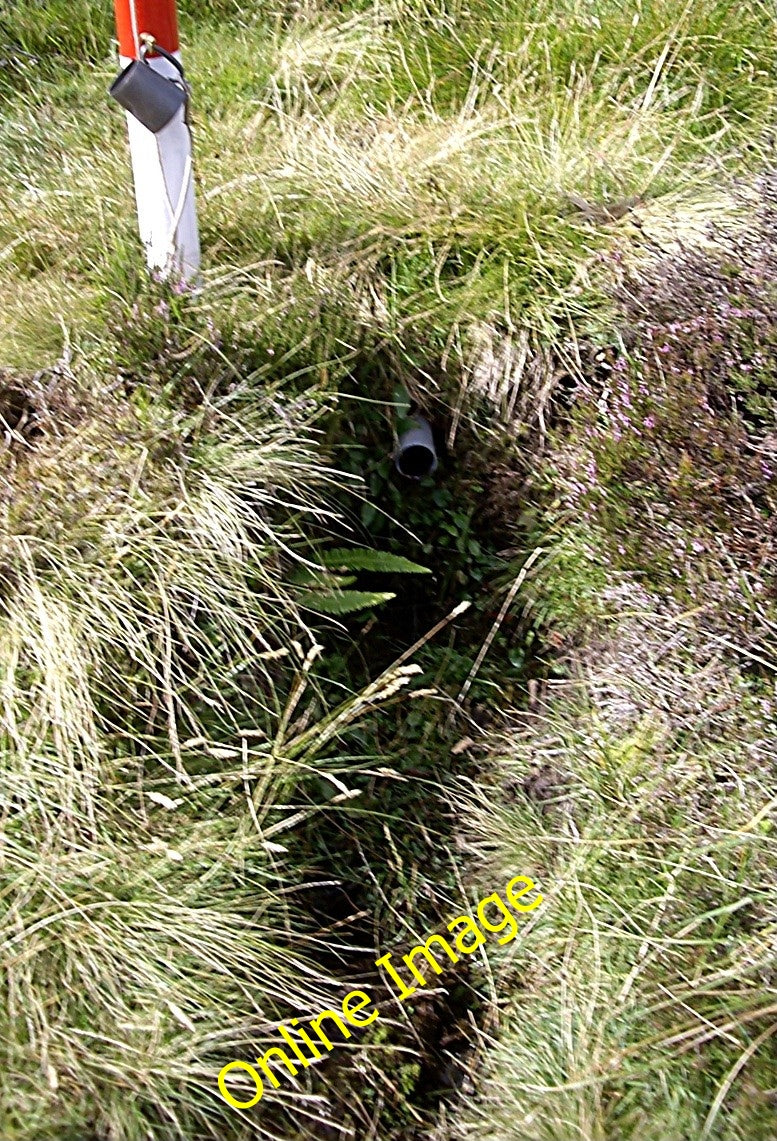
[[297, 589, 396, 615], [288, 567, 357, 588], [320, 548, 431, 575]]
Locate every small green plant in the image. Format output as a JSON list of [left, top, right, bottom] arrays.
[[291, 546, 431, 615]]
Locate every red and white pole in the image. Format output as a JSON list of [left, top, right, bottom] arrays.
[[112, 0, 201, 283]]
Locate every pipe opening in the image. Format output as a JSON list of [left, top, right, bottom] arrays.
[[396, 444, 436, 480], [394, 416, 438, 480]]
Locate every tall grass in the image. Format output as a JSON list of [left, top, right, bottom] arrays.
[[452, 582, 777, 1141], [0, 358, 429, 1139], [0, 362, 339, 819], [1, 0, 773, 373]]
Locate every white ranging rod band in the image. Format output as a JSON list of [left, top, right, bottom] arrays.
[[119, 50, 201, 284]]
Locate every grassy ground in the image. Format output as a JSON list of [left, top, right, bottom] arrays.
[[453, 589, 777, 1140], [1, 1, 777, 1139]]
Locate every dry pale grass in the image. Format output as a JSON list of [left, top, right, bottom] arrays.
[[451, 577, 777, 1141]]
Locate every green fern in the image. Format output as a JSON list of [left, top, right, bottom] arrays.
[[293, 546, 426, 615], [288, 567, 357, 588], [297, 589, 396, 615], [319, 548, 431, 575]]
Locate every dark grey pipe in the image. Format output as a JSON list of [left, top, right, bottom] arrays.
[[395, 417, 438, 479]]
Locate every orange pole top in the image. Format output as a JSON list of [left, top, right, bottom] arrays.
[[113, 0, 180, 59]]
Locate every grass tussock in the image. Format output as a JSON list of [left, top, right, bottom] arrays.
[[0, 361, 340, 822], [0, 360, 425, 1141], [452, 582, 777, 1141], [2, 822, 342, 1141]]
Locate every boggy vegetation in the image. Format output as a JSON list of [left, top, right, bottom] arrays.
[[449, 183, 777, 1141], [2, 1, 777, 1140]]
